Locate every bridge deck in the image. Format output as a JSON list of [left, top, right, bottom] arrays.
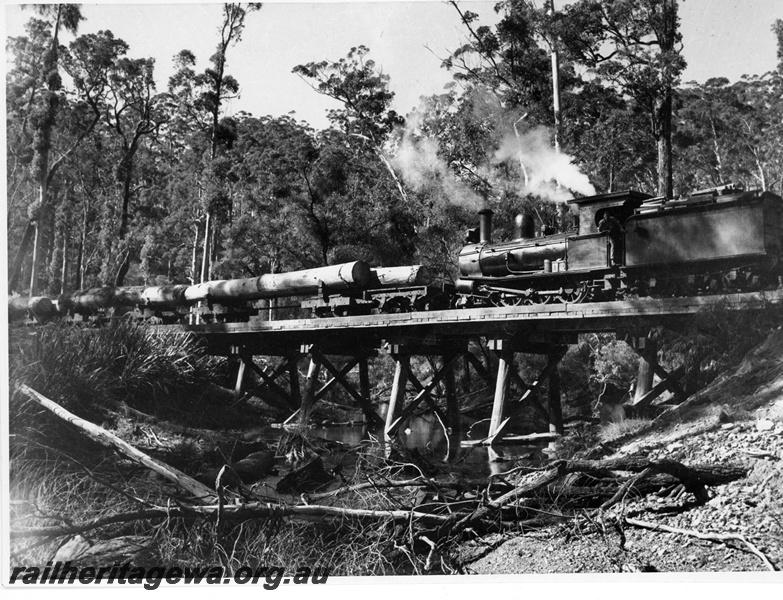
[[167, 290, 783, 356]]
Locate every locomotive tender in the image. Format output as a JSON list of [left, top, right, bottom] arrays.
[[9, 185, 783, 324], [456, 186, 783, 306]]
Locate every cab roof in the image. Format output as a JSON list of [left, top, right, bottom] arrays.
[[566, 190, 653, 207]]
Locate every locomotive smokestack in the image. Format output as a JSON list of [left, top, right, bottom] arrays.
[[514, 214, 535, 240], [479, 209, 493, 243]]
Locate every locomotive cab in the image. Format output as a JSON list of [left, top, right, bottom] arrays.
[[566, 190, 652, 270]]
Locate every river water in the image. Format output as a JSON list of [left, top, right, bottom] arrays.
[[310, 412, 548, 477]]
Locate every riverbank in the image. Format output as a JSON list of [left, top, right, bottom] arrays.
[[460, 329, 783, 573]]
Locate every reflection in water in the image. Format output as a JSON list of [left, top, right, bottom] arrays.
[[310, 412, 545, 477]]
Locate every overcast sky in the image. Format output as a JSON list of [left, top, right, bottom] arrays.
[[4, 1, 783, 130]]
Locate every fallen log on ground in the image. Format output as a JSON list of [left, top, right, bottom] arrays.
[[443, 454, 747, 537], [491, 455, 747, 508], [14, 384, 217, 504], [10, 502, 469, 540]]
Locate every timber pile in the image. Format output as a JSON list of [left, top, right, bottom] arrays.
[[11, 383, 769, 570]]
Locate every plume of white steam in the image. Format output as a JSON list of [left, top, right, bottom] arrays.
[[495, 126, 596, 202], [391, 105, 596, 213], [391, 114, 483, 212]]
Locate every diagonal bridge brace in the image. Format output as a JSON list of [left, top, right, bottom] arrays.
[[386, 352, 463, 437], [246, 356, 301, 410], [622, 334, 688, 408], [303, 346, 385, 428], [228, 347, 300, 411]]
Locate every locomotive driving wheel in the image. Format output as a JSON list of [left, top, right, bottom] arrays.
[[492, 293, 529, 307], [500, 295, 526, 306], [556, 284, 589, 304]]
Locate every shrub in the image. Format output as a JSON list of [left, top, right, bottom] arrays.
[[9, 321, 222, 417]]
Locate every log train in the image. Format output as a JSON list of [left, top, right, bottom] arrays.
[[9, 185, 783, 324]]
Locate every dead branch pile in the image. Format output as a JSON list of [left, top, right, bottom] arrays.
[[12, 384, 765, 571]]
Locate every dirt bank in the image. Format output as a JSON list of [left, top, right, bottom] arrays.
[[460, 329, 783, 573]]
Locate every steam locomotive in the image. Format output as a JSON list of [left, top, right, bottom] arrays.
[[9, 185, 783, 324], [456, 185, 783, 306]]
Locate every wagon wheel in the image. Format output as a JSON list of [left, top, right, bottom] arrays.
[[651, 277, 677, 298], [676, 278, 699, 298], [705, 275, 724, 294], [382, 297, 412, 313], [631, 280, 651, 298]]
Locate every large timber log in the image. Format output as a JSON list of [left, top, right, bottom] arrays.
[[184, 261, 372, 303], [58, 286, 149, 314], [54, 262, 372, 313], [140, 285, 190, 308], [25, 261, 435, 316], [369, 265, 433, 288], [8, 296, 58, 322]]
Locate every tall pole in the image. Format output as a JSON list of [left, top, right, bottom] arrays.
[[549, 0, 562, 154]]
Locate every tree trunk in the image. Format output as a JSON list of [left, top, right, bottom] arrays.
[[190, 222, 200, 286], [209, 222, 218, 280], [709, 114, 724, 183], [60, 221, 69, 295], [8, 221, 36, 293], [114, 248, 131, 287], [29, 203, 45, 295], [118, 165, 132, 239], [200, 212, 211, 283], [656, 93, 674, 199], [76, 204, 87, 290]]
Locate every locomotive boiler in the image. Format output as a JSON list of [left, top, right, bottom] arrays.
[[456, 186, 783, 306]]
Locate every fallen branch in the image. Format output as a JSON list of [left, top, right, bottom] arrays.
[[11, 502, 468, 540], [15, 384, 216, 504], [600, 467, 653, 510], [624, 517, 777, 572], [304, 477, 486, 501], [493, 455, 746, 508]]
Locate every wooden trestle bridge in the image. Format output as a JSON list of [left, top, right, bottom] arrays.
[[165, 290, 783, 450]]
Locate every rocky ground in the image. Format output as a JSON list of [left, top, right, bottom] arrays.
[[458, 329, 783, 574]]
